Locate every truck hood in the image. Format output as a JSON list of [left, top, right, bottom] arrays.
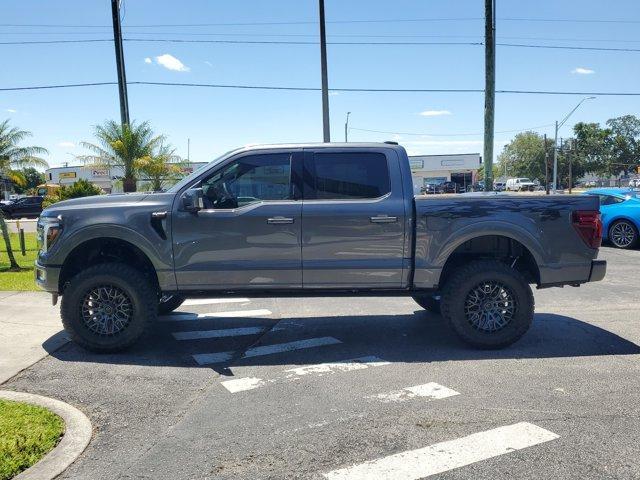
[[42, 192, 173, 216]]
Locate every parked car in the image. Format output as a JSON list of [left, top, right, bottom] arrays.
[[420, 183, 443, 195], [35, 143, 606, 353], [494, 182, 506, 191], [440, 181, 460, 194], [0, 195, 43, 218], [506, 178, 536, 192], [584, 188, 640, 249]]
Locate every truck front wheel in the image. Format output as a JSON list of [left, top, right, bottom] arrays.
[[61, 263, 157, 352], [440, 260, 534, 349]]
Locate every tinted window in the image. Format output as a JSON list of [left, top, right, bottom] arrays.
[[308, 152, 390, 200], [201, 153, 291, 209], [599, 195, 624, 206]]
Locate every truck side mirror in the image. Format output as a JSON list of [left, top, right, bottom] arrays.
[[181, 188, 204, 212]]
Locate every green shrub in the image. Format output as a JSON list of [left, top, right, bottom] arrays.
[[42, 179, 103, 208]]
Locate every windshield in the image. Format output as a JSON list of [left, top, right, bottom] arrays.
[[166, 149, 238, 193], [518, 178, 532, 183]]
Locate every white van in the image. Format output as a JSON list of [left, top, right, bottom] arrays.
[[506, 178, 536, 192]]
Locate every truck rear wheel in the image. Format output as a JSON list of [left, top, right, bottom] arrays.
[[440, 260, 534, 349], [412, 294, 441, 314], [60, 263, 157, 352], [158, 294, 186, 315]]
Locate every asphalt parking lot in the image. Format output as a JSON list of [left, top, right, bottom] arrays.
[[5, 246, 640, 480]]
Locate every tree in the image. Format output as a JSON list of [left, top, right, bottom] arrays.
[[0, 119, 48, 270], [497, 131, 548, 183], [42, 179, 103, 208], [13, 167, 45, 194], [134, 144, 184, 191], [78, 120, 164, 192], [573, 122, 613, 177], [606, 115, 640, 175]]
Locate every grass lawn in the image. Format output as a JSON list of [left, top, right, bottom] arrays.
[[0, 232, 38, 291], [0, 399, 65, 480]]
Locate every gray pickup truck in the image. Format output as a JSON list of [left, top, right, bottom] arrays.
[[35, 143, 606, 352]]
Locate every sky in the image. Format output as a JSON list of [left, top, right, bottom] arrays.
[[2, 0, 640, 168]]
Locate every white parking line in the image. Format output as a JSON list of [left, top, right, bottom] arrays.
[[193, 336, 342, 365], [183, 298, 250, 306], [220, 355, 390, 393], [322, 422, 559, 480], [160, 309, 272, 321], [172, 326, 267, 341], [372, 382, 460, 403]]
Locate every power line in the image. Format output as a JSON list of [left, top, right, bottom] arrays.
[[349, 124, 555, 137], [3, 81, 640, 96], [4, 38, 640, 53], [2, 16, 640, 28]]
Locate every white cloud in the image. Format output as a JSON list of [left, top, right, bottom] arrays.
[[144, 57, 152, 64], [204, 60, 213, 67], [155, 54, 190, 72], [571, 67, 595, 75], [6, 108, 16, 113], [419, 110, 452, 117], [58, 141, 75, 148]]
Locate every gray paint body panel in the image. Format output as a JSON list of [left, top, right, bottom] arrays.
[[35, 142, 602, 295]]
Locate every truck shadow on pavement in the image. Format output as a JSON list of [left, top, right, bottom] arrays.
[[43, 311, 640, 375]]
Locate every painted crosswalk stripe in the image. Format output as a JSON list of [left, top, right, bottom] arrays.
[[183, 298, 250, 306], [221, 355, 389, 393], [160, 309, 272, 321], [322, 422, 559, 480], [372, 382, 460, 403], [172, 326, 267, 341], [193, 336, 342, 365]]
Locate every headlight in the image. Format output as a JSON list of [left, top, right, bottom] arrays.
[[37, 216, 63, 253]]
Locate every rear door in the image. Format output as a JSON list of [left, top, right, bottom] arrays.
[[301, 148, 407, 288]]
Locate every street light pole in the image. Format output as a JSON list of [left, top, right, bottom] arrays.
[[552, 96, 595, 193], [344, 112, 351, 142]]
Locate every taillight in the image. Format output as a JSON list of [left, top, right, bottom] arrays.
[[572, 210, 602, 249]]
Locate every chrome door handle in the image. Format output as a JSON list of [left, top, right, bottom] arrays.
[[370, 215, 398, 224], [267, 216, 294, 225]]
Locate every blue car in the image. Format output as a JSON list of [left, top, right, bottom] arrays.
[[583, 188, 640, 249]]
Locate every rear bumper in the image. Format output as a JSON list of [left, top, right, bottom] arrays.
[[34, 261, 61, 293], [588, 260, 607, 283]]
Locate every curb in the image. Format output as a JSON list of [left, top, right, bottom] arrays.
[[0, 390, 92, 480]]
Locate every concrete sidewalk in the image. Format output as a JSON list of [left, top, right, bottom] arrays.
[[0, 291, 67, 384]]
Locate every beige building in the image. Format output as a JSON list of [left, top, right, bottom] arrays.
[[409, 153, 482, 193]]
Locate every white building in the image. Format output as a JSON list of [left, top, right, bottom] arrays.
[[409, 153, 482, 193], [44, 162, 207, 193]]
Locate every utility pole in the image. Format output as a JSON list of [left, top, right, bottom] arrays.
[[544, 134, 550, 195], [483, 0, 496, 191], [344, 112, 351, 142], [318, 0, 331, 142], [569, 138, 574, 193], [552, 96, 595, 193], [187, 138, 190, 162], [111, 0, 130, 126]]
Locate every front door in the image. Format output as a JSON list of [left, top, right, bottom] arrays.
[[172, 151, 303, 290], [301, 149, 407, 288]]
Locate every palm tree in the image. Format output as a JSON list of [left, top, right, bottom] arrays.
[[134, 143, 184, 191], [0, 119, 48, 271], [78, 120, 164, 192]]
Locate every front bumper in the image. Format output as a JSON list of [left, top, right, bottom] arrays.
[[34, 261, 61, 293], [588, 260, 607, 283]]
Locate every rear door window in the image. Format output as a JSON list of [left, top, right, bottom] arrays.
[[305, 152, 390, 200]]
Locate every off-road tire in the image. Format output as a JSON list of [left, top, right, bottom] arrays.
[[61, 263, 157, 352], [158, 294, 186, 315], [440, 260, 534, 349], [412, 294, 441, 314]]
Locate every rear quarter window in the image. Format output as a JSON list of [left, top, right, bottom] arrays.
[[306, 152, 390, 200]]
